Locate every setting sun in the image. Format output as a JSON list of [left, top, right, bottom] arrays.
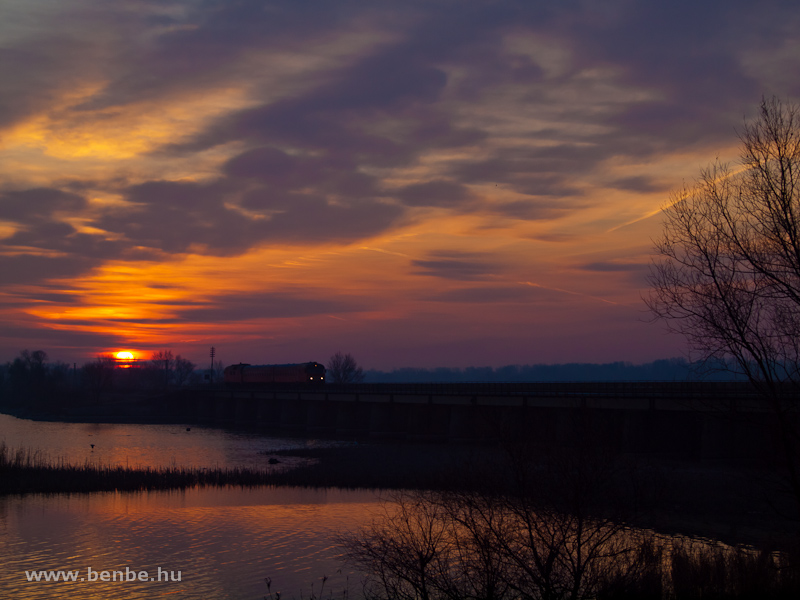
[[115, 351, 135, 361]]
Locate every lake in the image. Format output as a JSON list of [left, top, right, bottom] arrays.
[[0, 413, 380, 599]]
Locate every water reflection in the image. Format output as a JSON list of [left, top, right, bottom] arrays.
[[0, 487, 379, 600], [0, 413, 338, 470], [2, 414, 762, 598], [0, 413, 376, 599]]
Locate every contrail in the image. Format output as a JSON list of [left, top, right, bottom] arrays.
[[607, 163, 750, 233], [519, 281, 623, 306], [359, 246, 411, 258]]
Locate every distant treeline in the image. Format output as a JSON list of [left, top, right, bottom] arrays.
[[0, 349, 199, 412], [363, 358, 747, 383]]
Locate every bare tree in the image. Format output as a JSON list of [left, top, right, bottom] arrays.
[[150, 350, 175, 387], [4, 350, 53, 404], [340, 447, 663, 600], [173, 355, 196, 386], [150, 350, 174, 370], [646, 96, 800, 517], [327, 351, 365, 383], [82, 355, 116, 398], [342, 491, 455, 600]]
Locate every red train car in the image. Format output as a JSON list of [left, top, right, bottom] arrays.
[[223, 362, 326, 385]]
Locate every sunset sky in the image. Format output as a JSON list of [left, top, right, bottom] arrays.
[[1, 0, 798, 370]]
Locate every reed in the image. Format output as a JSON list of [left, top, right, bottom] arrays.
[[0, 441, 280, 495], [265, 573, 350, 600]]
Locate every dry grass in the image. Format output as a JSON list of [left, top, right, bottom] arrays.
[[0, 441, 279, 495]]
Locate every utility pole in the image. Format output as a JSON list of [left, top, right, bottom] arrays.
[[209, 347, 215, 385]]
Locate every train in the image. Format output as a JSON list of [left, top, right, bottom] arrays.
[[223, 362, 326, 386]]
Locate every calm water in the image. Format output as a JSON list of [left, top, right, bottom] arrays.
[[0, 413, 344, 470], [0, 413, 381, 599]]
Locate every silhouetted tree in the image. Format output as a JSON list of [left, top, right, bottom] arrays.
[[173, 355, 196, 386], [149, 350, 174, 386], [647, 96, 800, 519], [0, 350, 74, 409], [341, 442, 664, 600], [327, 351, 364, 383], [4, 350, 51, 403], [10, 349, 47, 382], [150, 350, 174, 365], [82, 355, 116, 397]]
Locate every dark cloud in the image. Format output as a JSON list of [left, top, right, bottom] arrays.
[[44, 317, 180, 327], [0, 188, 87, 222], [21, 290, 81, 305], [45, 291, 368, 327], [0, 288, 80, 310], [402, 110, 487, 150], [224, 147, 302, 185], [176, 34, 457, 165], [605, 102, 741, 155], [165, 2, 511, 168], [608, 176, 669, 194], [5, 224, 125, 260], [150, 0, 797, 230], [0, 255, 97, 285], [557, 2, 778, 152], [254, 196, 403, 245], [177, 292, 366, 322], [449, 147, 596, 201], [299, 50, 448, 113], [159, 0, 790, 184], [426, 285, 547, 303], [0, 188, 127, 269], [94, 171, 404, 254], [578, 261, 651, 286], [97, 180, 254, 255], [0, 36, 99, 131], [393, 180, 475, 208], [0, 321, 124, 356], [100, 144, 402, 253], [411, 251, 501, 281], [527, 232, 576, 243], [579, 261, 647, 273], [492, 198, 578, 221], [228, 147, 379, 199], [71, 0, 358, 111]]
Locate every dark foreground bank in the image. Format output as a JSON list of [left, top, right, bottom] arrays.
[[267, 443, 800, 550]]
